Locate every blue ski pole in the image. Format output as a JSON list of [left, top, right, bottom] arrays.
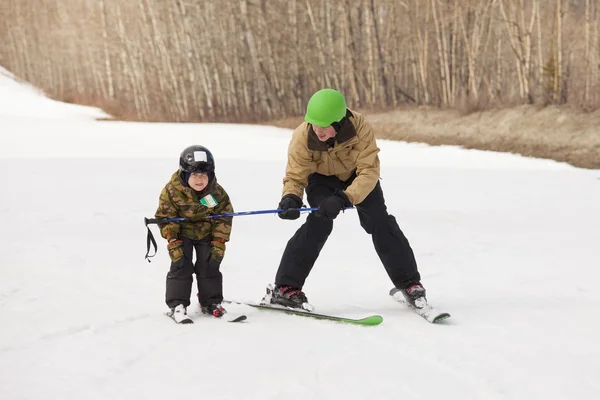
[[144, 207, 353, 261], [143, 207, 325, 225]]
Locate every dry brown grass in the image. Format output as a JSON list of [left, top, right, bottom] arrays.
[[264, 105, 600, 170]]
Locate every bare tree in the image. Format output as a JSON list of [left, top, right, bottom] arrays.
[[498, 0, 538, 103], [555, 0, 564, 103], [1, 0, 599, 121]]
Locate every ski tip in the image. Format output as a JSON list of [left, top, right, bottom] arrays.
[[228, 315, 248, 323], [432, 313, 451, 323], [358, 315, 384, 326], [389, 287, 400, 296]]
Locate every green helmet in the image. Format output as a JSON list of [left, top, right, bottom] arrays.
[[304, 88, 347, 127]]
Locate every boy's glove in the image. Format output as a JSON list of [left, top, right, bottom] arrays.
[[317, 191, 352, 220], [167, 239, 183, 262], [210, 239, 226, 269], [278, 194, 303, 220]]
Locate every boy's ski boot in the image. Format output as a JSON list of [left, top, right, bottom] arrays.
[[261, 283, 314, 311], [201, 303, 227, 318], [399, 282, 427, 309], [167, 304, 194, 324]]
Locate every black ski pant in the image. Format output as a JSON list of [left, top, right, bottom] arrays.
[[165, 238, 223, 309], [275, 173, 421, 290]]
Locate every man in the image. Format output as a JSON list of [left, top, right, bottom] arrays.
[[268, 88, 427, 310]]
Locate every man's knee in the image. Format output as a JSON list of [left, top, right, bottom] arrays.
[[306, 213, 334, 238], [359, 213, 395, 235]]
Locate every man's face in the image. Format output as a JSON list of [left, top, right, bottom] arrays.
[[313, 125, 336, 142]]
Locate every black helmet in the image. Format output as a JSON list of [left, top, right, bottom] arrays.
[[179, 145, 215, 174]]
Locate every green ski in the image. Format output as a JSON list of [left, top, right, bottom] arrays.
[[224, 300, 383, 326]]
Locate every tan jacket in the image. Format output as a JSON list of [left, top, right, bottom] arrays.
[[282, 110, 380, 205]]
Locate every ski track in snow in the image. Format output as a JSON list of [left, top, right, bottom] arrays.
[[0, 314, 158, 354], [0, 288, 20, 308]]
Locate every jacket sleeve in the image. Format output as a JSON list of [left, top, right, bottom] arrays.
[[343, 118, 381, 205], [211, 191, 234, 244], [282, 128, 317, 199], [155, 186, 181, 241]]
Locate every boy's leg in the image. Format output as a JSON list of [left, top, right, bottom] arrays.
[[275, 174, 342, 289], [165, 238, 195, 308], [354, 181, 421, 288], [194, 242, 224, 306]]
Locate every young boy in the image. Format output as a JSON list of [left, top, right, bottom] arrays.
[[155, 145, 234, 324]]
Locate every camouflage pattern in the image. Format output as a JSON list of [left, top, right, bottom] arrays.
[[155, 172, 234, 255], [210, 240, 226, 262], [166, 240, 184, 262]]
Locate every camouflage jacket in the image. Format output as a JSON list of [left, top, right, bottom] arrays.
[[155, 172, 234, 244]]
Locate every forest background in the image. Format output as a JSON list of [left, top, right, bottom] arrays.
[[1, 0, 598, 168]]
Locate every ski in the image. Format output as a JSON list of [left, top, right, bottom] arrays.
[[166, 313, 246, 324], [165, 312, 248, 324], [225, 314, 248, 323], [192, 306, 248, 323], [224, 299, 383, 326], [389, 288, 451, 323], [166, 308, 247, 324], [190, 294, 247, 322], [165, 311, 194, 324]]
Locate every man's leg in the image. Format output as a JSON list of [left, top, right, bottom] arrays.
[[354, 181, 421, 289], [165, 238, 195, 308], [275, 174, 343, 289]]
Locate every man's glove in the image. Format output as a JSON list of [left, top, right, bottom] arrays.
[[277, 194, 303, 220], [317, 191, 352, 220], [167, 239, 184, 262], [209, 239, 226, 269]]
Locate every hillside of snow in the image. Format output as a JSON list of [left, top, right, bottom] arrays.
[[0, 66, 110, 120], [1, 67, 599, 400]]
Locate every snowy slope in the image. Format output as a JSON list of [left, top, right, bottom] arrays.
[[0, 66, 110, 120], [1, 68, 599, 400]]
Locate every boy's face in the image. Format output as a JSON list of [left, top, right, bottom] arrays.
[[188, 172, 209, 191], [312, 125, 336, 142]]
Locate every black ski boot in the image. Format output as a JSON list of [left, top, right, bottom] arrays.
[[270, 284, 312, 310], [400, 282, 427, 309], [201, 303, 227, 318]]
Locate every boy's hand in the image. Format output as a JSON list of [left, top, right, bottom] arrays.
[[167, 239, 183, 262], [209, 240, 226, 268]]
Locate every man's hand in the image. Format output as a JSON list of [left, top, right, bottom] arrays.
[[277, 194, 303, 220], [317, 191, 352, 220]]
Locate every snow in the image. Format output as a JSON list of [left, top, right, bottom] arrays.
[[0, 66, 110, 120], [1, 67, 599, 400]]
